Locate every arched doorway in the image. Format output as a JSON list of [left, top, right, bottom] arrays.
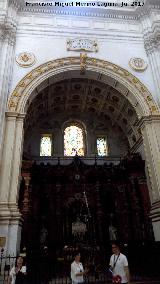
[[0, 56, 160, 258]]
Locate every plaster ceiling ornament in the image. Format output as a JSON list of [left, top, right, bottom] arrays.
[[129, 57, 148, 72], [16, 52, 36, 67], [67, 38, 98, 52]]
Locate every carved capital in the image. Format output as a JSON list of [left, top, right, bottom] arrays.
[[144, 32, 160, 54]]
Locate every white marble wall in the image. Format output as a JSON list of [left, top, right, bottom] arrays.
[[10, 13, 156, 97]]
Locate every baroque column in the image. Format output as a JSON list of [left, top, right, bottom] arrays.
[[141, 12, 160, 105], [138, 115, 160, 241], [0, 1, 18, 161], [0, 112, 25, 254]]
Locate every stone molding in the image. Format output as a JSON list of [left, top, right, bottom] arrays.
[[8, 0, 160, 20], [150, 200, 160, 222], [137, 115, 160, 129]]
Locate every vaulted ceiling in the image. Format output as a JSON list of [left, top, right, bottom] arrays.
[[24, 78, 141, 148]]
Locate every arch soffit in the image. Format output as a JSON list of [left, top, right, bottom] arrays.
[[8, 57, 160, 117]]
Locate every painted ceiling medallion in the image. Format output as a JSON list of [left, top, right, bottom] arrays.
[[129, 57, 148, 72], [16, 52, 36, 67], [67, 38, 98, 52]]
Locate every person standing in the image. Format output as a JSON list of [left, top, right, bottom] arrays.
[[8, 256, 26, 284], [109, 242, 130, 284], [71, 252, 87, 284]]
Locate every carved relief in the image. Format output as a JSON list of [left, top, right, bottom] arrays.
[[16, 52, 36, 67], [67, 38, 98, 52], [129, 58, 148, 72]]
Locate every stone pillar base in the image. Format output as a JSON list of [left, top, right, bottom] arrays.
[[0, 203, 23, 255], [150, 200, 160, 241]]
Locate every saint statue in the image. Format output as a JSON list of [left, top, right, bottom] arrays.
[[109, 225, 118, 241], [40, 227, 48, 245]]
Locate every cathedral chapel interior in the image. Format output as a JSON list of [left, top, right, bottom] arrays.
[[0, 0, 160, 282]]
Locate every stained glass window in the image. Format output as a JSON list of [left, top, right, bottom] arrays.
[[40, 134, 52, 156], [64, 125, 84, 156], [97, 137, 108, 156]]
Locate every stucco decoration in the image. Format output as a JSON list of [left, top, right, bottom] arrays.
[[129, 57, 148, 72], [67, 38, 98, 52], [16, 52, 36, 67]]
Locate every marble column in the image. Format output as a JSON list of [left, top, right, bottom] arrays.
[[0, 2, 18, 162], [139, 115, 160, 240], [0, 112, 25, 254], [142, 13, 160, 106]]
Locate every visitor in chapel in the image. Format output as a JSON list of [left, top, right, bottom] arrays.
[[8, 256, 27, 284], [109, 242, 130, 284], [71, 252, 88, 284]]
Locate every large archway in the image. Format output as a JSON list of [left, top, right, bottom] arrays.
[[8, 57, 159, 116], [0, 56, 160, 258]]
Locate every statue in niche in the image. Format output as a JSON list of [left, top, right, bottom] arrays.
[[109, 225, 118, 241], [109, 213, 118, 240]]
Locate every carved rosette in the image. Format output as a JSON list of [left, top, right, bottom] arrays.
[[129, 57, 148, 72], [16, 52, 36, 67]]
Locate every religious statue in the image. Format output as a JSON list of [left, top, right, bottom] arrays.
[[109, 225, 118, 241], [40, 227, 48, 245]]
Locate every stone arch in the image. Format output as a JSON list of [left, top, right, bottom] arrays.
[[1, 57, 160, 255], [8, 56, 160, 117]]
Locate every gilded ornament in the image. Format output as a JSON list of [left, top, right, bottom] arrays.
[[16, 52, 36, 68], [9, 100, 16, 108], [132, 78, 138, 84], [36, 68, 43, 74], [80, 53, 87, 75], [141, 86, 146, 93], [26, 74, 33, 79], [19, 82, 26, 88], [151, 106, 157, 112], [123, 71, 130, 76], [13, 92, 19, 97], [147, 96, 152, 101]]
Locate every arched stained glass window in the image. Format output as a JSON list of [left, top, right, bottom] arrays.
[[64, 125, 84, 156], [40, 134, 52, 156], [97, 137, 108, 156]]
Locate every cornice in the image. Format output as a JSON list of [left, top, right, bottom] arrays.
[[15, 1, 160, 20]]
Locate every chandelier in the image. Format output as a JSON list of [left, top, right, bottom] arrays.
[[72, 184, 91, 237], [72, 217, 87, 236]]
